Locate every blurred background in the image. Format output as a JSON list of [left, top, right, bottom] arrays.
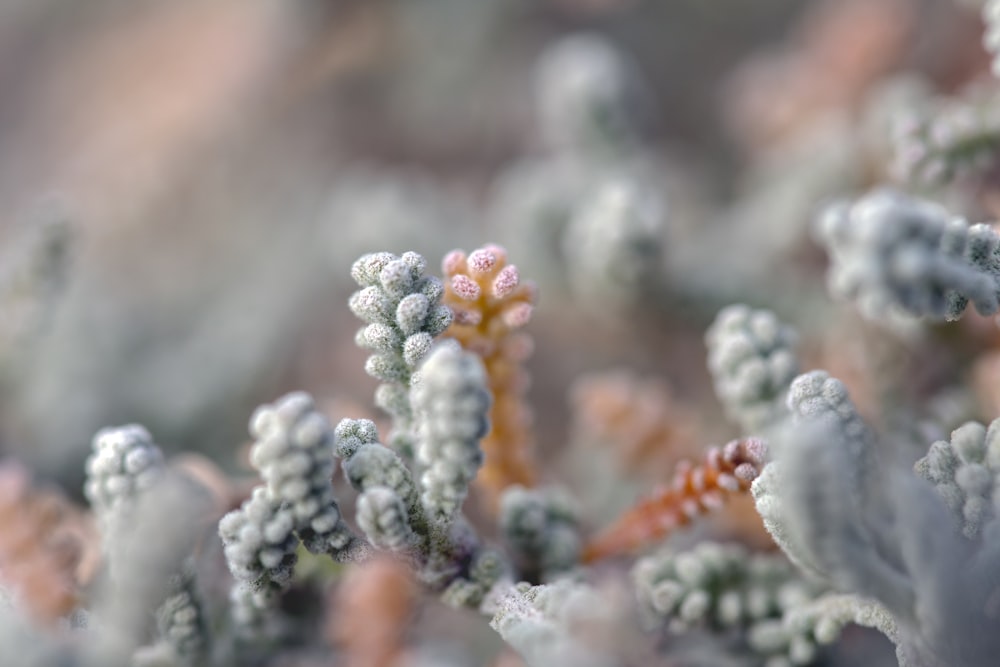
[[0, 0, 990, 509]]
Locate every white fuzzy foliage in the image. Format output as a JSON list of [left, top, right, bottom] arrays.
[[356, 486, 416, 552], [218, 487, 298, 598], [350, 252, 452, 379], [786, 371, 873, 450], [412, 342, 490, 527], [706, 304, 799, 434], [350, 251, 453, 455], [815, 189, 1000, 322], [153, 572, 205, 661], [248, 391, 352, 555], [915, 420, 1000, 539], [757, 410, 1000, 666], [84, 424, 165, 529]]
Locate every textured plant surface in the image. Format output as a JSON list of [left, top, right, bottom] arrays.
[[5, 4, 1000, 666], [441, 244, 538, 506]]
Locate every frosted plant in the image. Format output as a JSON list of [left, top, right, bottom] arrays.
[[218, 392, 370, 639], [133, 569, 206, 667], [706, 305, 799, 434], [440, 244, 538, 503], [93, 473, 214, 665], [155, 573, 205, 660], [753, 371, 879, 581], [891, 83, 1000, 189], [488, 578, 622, 667], [218, 487, 299, 614], [335, 418, 425, 554], [499, 486, 581, 581], [755, 387, 1000, 666], [81, 423, 216, 663], [248, 391, 356, 557], [411, 341, 490, 526], [350, 251, 453, 456], [815, 189, 1000, 322], [915, 419, 1000, 539], [785, 370, 874, 462], [84, 424, 165, 532], [632, 542, 832, 667], [335, 411, 500, 600], [356, 486, 418, 552], [562, 176, 666, 309]]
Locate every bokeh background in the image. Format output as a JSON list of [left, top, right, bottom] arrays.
[[0, 0, 989, 510]]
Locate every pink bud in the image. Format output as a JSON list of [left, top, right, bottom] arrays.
[[450, 274, 481, 301], [492, 265, 520, 298], [501, 302, 533, 328], [442, 250, 467, 275], [468, 248, 498, 275]]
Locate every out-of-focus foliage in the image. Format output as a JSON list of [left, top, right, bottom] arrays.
[[2, 1, 1000, 666]]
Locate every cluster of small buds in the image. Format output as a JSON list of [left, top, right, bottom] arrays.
[[412, 342, 490, 527], [786, 371, 871, 443], [632, 542, 829, 666], [442, 244, 535, 342], [786, 371, 874, 488], [915, 419, 1000, 539], [815, 189, 1000, 322], [333, 419, 501, 602], [562, 176, 666, 308], [84, 424, 165, 530], [499, 486, 581, 579], [217, 487, 299, 604], [226, 584, 285, 643], [150, 571, 206, 662], [340, 429, 418, 505], [356, 486, 417, 552], [335, 418, 423, 544], [890, 85, 1000, 188], [349, 251, 453, 455], [248, 392, 354, 556], [706, 305, 799, 434], [439, 547, 508, 609], [441, 244, 538, 504], [583, 438, 768, 562]]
